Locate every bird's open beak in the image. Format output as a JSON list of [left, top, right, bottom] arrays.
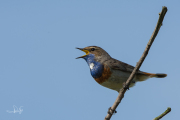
[[76, 47, 89, 59]]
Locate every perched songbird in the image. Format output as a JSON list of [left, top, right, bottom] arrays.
[[76, 46, 167, 92]]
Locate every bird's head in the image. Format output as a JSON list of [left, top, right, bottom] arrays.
[[76, 46, 111, 63]]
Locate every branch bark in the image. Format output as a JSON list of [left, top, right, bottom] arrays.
[[153, 107, 171, 120], [104, 6, 168, 120]]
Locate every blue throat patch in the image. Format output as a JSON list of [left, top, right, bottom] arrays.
[[83, 54, 104, 78]]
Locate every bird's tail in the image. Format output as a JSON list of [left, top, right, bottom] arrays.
[[137, 72, 167, 82], [143, 72, 167, 78]]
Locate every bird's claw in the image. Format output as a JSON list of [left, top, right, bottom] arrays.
[[123, 82, 129, 90], [107, 107, 117, 115]]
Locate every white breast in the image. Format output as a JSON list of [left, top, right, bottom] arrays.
[[89, 63, 94, 70]]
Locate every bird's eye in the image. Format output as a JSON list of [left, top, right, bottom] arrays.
[[91, 48, 95, 51]]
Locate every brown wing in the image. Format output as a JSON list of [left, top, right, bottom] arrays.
[[104, 58, 144, 74]]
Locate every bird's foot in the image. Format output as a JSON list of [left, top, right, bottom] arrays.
[[123, 82, 129, 90], [107, 107, 117, 115], [132, 80, 135, 83]]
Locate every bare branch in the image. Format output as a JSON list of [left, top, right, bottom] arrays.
[[104, 6, 168, 120], [153, 107, 171, 120]]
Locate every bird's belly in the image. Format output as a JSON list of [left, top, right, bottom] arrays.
[[100, 70, 135, 92], [107, 70, 131, 83]]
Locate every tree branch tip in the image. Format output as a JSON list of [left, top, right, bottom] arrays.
[[162, 6, 168, 13], [167, 107, 171, 111], [159, 6, 168, 16], [153, 107, 171, 120], [162, 6, 167, 9]]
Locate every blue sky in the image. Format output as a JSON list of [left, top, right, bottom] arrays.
[[0, 0, 179, 120]]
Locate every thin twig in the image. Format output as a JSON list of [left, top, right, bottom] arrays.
[[153, 107, 171, 120], [104, 6, 168, 120]]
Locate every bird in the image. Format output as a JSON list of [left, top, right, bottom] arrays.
[[76, 46, 167, 92]]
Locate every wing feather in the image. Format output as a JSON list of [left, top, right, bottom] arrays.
[[104, 58, 145, 75]]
